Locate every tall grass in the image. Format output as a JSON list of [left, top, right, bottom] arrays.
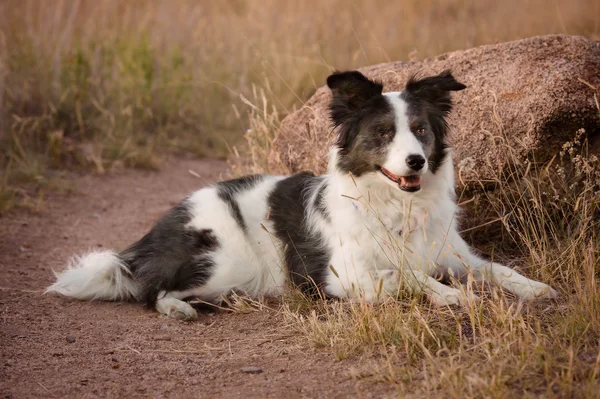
[[1, 0, 598, 211]]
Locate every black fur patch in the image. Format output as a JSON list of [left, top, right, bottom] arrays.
[[401, 71, 466, 173], [327, 71, 384, 147], [119, 201, 219, 306], [217, 174, 264, 233], [267, 172, 331, 293], [327, 71, 395, 176]]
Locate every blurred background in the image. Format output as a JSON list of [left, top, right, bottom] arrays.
[[0, 0, 598, 208]]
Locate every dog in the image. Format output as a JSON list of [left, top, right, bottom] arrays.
[[47, 70, 557, 320]]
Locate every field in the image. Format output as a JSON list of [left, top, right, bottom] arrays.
[[1, 0, 600, 397], [1, 0, 598, 206]]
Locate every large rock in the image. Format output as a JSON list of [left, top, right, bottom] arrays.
[[269, 35, 600, 186]]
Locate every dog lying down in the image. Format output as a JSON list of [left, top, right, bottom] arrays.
[[47, 70, 557, 320]]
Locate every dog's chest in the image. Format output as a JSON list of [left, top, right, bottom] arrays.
[[334, 199, 447, 273]]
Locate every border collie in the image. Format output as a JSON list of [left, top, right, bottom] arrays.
[[47, 70, 557, 320]]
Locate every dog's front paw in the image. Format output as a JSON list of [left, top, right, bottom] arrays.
[[515, 281, 558, 301], [432, 290, 460, 306], [429, 288, 476, 307], [429, 287, 480, 307]]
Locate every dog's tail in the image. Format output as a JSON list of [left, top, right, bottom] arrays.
[[45, 251, 138, 301]]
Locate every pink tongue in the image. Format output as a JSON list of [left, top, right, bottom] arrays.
[[399, 175, 421, 187]]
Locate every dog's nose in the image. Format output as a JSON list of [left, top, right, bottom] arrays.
[[406, 154, 425, 171]]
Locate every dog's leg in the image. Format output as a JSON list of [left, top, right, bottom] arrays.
[[441, 234, 557, 300], [330, 267, 476, 305], [402, 269, 478, 307], [327, 263, 475, 305], [155, 291, 198, 321], [472, 261, 557, 300], [326, 268, 403, 302]]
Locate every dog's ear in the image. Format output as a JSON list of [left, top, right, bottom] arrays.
[[327, 71, 383, 109], [404, 70, 466, 115], [327, 71, 383, 148]]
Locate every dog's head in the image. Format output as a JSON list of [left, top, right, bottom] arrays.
[[327, 70, 465, 192]]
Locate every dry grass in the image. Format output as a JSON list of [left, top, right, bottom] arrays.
[[1, 0, 598, 211], [272, 89, 600, 396], [2, 0, 600, 396]]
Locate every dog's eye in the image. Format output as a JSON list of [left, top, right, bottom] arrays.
[[377, 129, 390, 138], [415, 127, 426, 135]]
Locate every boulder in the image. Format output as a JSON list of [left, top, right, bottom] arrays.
[[269, 35, 600, 187]]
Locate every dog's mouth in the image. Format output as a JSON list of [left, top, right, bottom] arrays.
[[377, 166, 421, 192]]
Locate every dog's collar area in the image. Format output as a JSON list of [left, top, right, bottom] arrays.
[[376, 165, 422, 192]]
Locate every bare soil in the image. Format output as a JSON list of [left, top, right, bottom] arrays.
[[0, 158, 392, 399]]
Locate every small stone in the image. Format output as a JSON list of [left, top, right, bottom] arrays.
[[240, 366, 263, 374], [66, 335, 76, 343]]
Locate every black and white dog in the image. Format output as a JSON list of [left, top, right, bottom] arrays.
[[47, 70, 557, 320]]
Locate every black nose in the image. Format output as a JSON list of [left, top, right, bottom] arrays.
[[406, 154, 425, 171]]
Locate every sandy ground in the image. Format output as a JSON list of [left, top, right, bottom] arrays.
[[0, 158, 394, 399]]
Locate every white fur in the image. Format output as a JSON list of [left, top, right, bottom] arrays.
[[381, 92, 429, 177], [312, 94, 555, 304], [312, 93, 556, 304], [317, 145, 556, 304], [156, 292, 198, 320], [159, 178, 287, 305], [46, 251, 138, 301]]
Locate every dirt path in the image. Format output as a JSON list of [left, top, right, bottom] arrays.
[[0, 158, 390, 399]]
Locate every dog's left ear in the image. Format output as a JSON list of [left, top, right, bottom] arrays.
[[404, 70, 466, 114]]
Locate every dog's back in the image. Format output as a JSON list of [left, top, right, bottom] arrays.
[[47, 172, 331, 319]]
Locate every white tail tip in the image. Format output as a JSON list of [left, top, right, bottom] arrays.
[[46, 251, 138, 301]]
